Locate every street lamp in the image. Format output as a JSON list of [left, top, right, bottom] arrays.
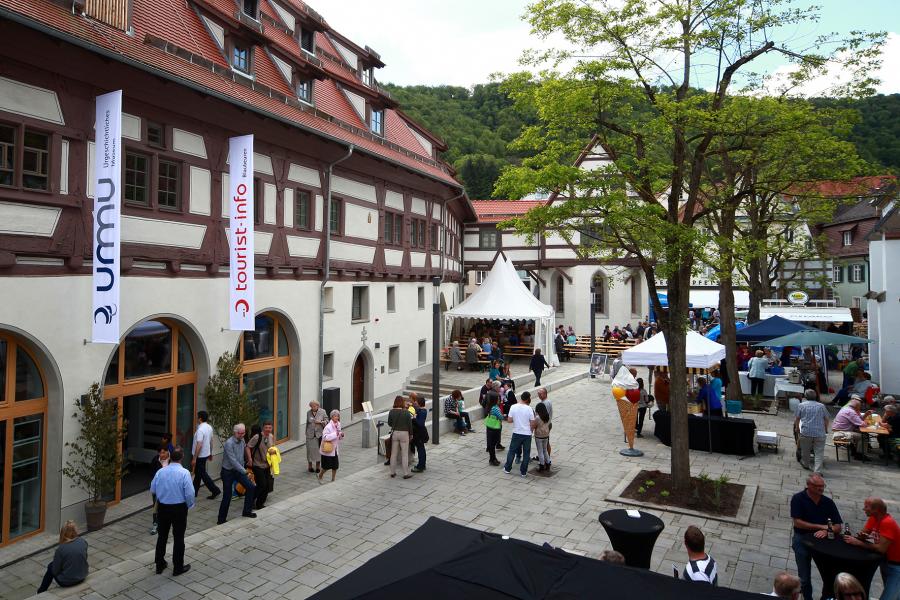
[[431, 275, 442, 444], [590, 283, 597, 373]]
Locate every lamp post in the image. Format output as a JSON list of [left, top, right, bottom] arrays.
[[431, 275, 441, 444], [590, 283, 596, 376]]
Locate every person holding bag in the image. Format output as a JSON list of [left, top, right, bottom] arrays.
[[534, 401, 552, 472], [306, 400, 327, 473], [484, 392, 504, 466], [246, 422, 274, 510], [387, 396, 413, 479], [318, 410, 343, 484]]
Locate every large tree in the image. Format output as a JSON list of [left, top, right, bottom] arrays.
[[496, 0, 882, 491]]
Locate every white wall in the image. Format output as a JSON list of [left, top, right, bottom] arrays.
[[547, 265, 647, 334], [0, 274, 455, 522], [869, 239, 900, 394]]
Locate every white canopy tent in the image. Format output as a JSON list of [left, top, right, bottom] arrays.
[[621, 330, 726, 369], [445, 255, 559, 366]]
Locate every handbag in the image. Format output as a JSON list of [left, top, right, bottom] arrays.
[[321, 438, 335, 454], [235, 469, 255, 496], [484, 413, 502, 430]]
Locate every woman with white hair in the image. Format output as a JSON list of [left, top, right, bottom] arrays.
[[306, 400, 328, 473], [37, 520, 88, 593], [318, 409, 344, 484]]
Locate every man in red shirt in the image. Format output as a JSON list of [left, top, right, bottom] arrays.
[[845, 497, 900, 599]]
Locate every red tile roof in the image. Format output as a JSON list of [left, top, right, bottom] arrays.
[[786, 175, 897, 199], [0, 0, 460, 188], [471, 200, 545, 223]]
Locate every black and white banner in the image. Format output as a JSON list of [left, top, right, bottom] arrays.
[[92, 90, 122, 344], [228, 135, 255, 330]]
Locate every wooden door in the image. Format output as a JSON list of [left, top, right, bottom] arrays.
[[352, 355, 365, 413]]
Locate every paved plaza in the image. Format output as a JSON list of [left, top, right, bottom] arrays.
[[7, 374, 899, 599]]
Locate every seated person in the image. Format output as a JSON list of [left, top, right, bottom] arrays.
[[500, 363, 515, 390], [37, 520, 88, 594], [508, 331, 520, 346], [478, 378, 492, 408], [443, 389, 474, 434], [489, 342, 504, 364], [481, 338, 492, 353], [488, 360, 502, 381], [566, 332, 577, 345], [878, 403, 900, 459], [833, 398, 874, 462]]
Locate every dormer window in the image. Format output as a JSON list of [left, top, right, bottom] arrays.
[[299, 28, 315, 54], [297, 78, 313, 104], [232, 43, 251, 74], [362, 66, 373, 87], [371, 108, 384, 136], [242, 0, 258, 19]]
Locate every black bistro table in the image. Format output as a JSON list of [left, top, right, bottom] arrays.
[[802, 534, 882, 600], [598, 509, 664, 569]]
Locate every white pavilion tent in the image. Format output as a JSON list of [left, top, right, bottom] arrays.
[[621, 330, 725, 369], [445, 255, 559, 366]]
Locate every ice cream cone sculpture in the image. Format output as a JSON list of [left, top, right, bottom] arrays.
[[616, 396, 639, 450]]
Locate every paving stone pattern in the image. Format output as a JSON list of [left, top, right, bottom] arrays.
[[11, 375, 900, 599]]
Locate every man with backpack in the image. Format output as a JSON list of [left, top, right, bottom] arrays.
[[245, 422, 274, 510]]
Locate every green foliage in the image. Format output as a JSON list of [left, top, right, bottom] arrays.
[[660, 490, 670, 498], [810, 95, 900, 174], [204, 352, 258, 442], [383, 82, 536, 197], [644, 479, 655, 487], [638, 486, 647, 494], [62, 383, 127, 504]]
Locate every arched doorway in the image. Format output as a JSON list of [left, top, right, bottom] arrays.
[[0, 332, 47, 547], [352, 354, 365, 414], [235, 313, 293, 441], [103, 318, 197, 500]]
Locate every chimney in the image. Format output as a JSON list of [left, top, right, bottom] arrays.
[[84, 0, 131, 31]]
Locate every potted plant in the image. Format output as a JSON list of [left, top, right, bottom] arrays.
[[204, 352, 258, 442], [62, 383, 127, 531]]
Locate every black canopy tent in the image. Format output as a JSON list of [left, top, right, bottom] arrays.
[[310, 517, 764, 599], [735, 315, 808, 343]]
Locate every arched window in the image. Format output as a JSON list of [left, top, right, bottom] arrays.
[[0, 333, 48, 546], [592, 273, 606, 314], [555, 277, 565, 315], [104, 319, 197, 500], [237, 313, 291, 441]]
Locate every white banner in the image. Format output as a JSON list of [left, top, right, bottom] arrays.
[[229, 135, 255, 330], [92, 90, 123, 344]]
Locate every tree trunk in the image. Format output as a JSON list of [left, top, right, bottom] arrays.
[[747, 256, 764, 323], [663, 258, 693, 493], [717, 212, 742, 403]]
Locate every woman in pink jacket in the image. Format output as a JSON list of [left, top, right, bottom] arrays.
[[317, 410, 344, 484]]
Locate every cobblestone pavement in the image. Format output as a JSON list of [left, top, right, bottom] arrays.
[[15, 375, 900, 600]]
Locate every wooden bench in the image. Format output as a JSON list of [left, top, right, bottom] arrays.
[[440, 349, 490, 371], [833, 438, 852, 462]]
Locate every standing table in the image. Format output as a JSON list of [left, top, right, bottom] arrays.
[[802, 534, 882, 600], [598, 509, 664, 569]]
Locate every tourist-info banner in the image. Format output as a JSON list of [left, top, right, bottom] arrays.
[[229, 135, 255, 331], [92, 90, 122, 344]]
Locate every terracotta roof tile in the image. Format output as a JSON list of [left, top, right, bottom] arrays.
[[1, 0, 459, 187], [471, 200, 545, 223], [786, 175, 897, 199]]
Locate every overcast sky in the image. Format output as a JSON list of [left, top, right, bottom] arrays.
[[323, 0, 899, 94]]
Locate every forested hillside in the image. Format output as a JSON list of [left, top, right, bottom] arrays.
[[386, 83, 900, 198]]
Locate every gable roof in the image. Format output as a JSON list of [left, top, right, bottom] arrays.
[[1, 0, 461, 189], [471, 200, 546, 224]]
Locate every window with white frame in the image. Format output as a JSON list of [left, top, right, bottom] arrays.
[[850, 263, 865, 283], [832, 264, 843, 283], [371, 109, 384, 136], [842, 230, 853, 246], [388, 345, 399, 373], [297, 78, 313, 104], [475, 271, 487, 285], [479, 229, 499, 249]]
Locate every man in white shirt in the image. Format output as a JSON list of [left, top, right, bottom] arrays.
[[503, 391, 536, 478], [191, 411, 221, 499], [682, 525, 718, 585]]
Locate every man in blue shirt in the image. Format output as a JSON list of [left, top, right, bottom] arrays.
[[217, 423, 257, 524], [790, 474, 843, 600], [150, 447, 195, 576]]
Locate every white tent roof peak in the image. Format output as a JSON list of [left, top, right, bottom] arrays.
[[621, 330, 726, 369], [445, 255, 552, 320]]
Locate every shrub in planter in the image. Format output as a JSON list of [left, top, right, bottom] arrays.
[[62, 383, 127, 531], [204, 352, 258, 442]]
